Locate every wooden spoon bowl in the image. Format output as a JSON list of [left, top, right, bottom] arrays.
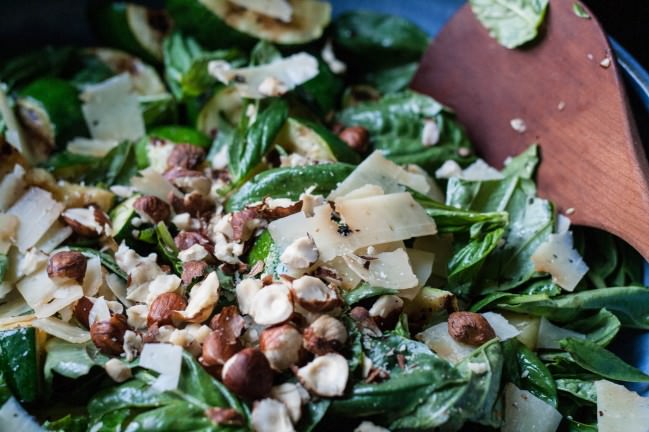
[[411, 0, 649, 259]]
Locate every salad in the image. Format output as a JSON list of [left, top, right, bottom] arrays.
[[0, 0, 648, 431]]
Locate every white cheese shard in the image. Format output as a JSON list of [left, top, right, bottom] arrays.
[[34, 221, 73, 254], [402, 248, 435, 299], [596, 380, 649, 432], [531, 232, 589, 291], [0, 397, 43, 432], [139, 343, 183, 391], [88, 297, 111, 326], [33, 316, 91, 343], [83, 256, 104, 297], [66, 137, 120, 157], [0, 214, 19, 254], [329, 151, 430, 199], [7, 187, 64, 252], [502, 383, 562, 432], [208, 52, 318, 99], [421, 119, 440, 146], [0, 87, 34, 162], [81, 73, 145, 141], [228, 0, 293, 22], [130, 168, 182, 203], [536, 317, 585, 349], [555, 214, 571, 234], [368, 248, 418, 291], [269, 193, 437, 262], [416, 321, 477, 364], [482, 312, 520, 341], [321, 39, 346, 74], [0, 163, 26, 211]]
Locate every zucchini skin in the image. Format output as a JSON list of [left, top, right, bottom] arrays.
[[0, 327, 41, 402]]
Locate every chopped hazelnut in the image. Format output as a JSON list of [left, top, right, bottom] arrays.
[[303, 315, 347, 355], [251, 398, 294, 432], [280, 236, 319, 270], [338, 126, 369, 152], [167, 144, 206, 170], [133, 195, 171, 224], [290, 276, 341, 313], [447, 311, 496, 346], [181, 260, 208, 285], [61, 205, 111, 237]]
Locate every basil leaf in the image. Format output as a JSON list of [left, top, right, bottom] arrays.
[[296, 60, 344, 116], [228, 99, 289, 184], [572, 3, 591, 19], [469, 0, 549, 49], [555, 378, 596, 404], [344, 283, 398, 305], [297, 399, 331, 432], [82, 140, 139, 186], [364, 62, 419, 94], [226, 163, 354, 211], [560, 338, 649, 382], [43, 413, 88, 432], [337, 90, 474, 173], [68, 247, 127, 280], [502, 339, 557, 407], [565, 308, 621, 347]]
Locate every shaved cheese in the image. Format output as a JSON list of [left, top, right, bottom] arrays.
[[0, 164, 26, 211], [0, 291, 31, 321], [83, 256, 104, 296], [556, 214, 571, 234], [329, 151, 430, 199], [400, 248, 435, 300], [501, 312, 540, 350], [16, 269, 57, 310], [7, 187, 64, 252], [596, 380, 649, 432], [88, 297, 111, 326], [81, 73, 145, 141], [536, 317, 585, 349], [405, 164, 445, 202], [34, 221, 73, 253], [482, 312, 520, 341], [326, 256, 362, 290], [531, 232, 588, 291], [368, 248, 418, 291], [0, 313, 35, 328], [337, 184, 384, 201], [0, 397, 43, 432], [106, 273, 132, 307], [0, 87, 33, 162], [66, 137, 119, 157], [0, 282, 13, 301], [416, 321, 475, 364], [0, 214, 19, 254], [139, 343, 183, 391], [33, 316, 91, 343], [131, 168, 182, 202], [229, 0, 292, 22], [209, 53, 318, 99], [502, 383, 562, 432], [461, 159, 504, 181], [34, 285, 83, 318]]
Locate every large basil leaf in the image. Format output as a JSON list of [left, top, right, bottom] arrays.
[[469, 0, 549, 49], [296, 60, 344, 117], [163, 31, 243, 99], [226, 162, 354, 211], [337, 91, 474, 173], [502, 339, 557, 407], [492, 286, 649, 329], [565, 308, 621, 347], [364, 62, 419, 94], [560, 338, 649, 382], [343, 283, 398, 306], [228, 99, 289, 185], [332, 11, 428, 70], [88, 351, 249, 431]]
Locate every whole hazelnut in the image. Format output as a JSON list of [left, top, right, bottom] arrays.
[[338, 126, 369, 152], [167, 143, 206, 170], [222, 348, 273, 400], [74, 296, 94, 329], [147, 292, 187, 327], [201, 329, 242, 368], [47, 251, 87, 283], [447, 312, 496, 346], [90, 314, 129, 355], [303, 315, 348, 355], [133, 195, 171, 224], [259, 323, 304, 371]]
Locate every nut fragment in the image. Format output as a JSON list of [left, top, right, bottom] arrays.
[[167, 143, 206, 170], [222, 348, 273, 400], [90, 314, 129, 355], [271, 383, 307, 424], [290, 276, 341, 312], [369, 295, 404, 330], [250, 283, 294, 325], [447, 311, 496, 346], [251, 398, 294, 432], [74, 296, 94, 328], [280, 236, 319, 270], [147, 292, 188, 327], [61, 205, 111, 237], [236, 278, 263, 315], [104, 358, 132, 382], [201, 306, 245, 366], [230, 208, 259, 241], [181, 260, 207, 285], [164, 167, 211, 195], [47, 251, 87, 283], [303, 315, 347, 355], [296, 353, 349, 397], [169, 190, 213, 217], [133, 195, 171, 224], [338, 126, 369, 152], [205, 407, 245, 426], [174, 231, 212, 251], [259, 323, 304, 371]]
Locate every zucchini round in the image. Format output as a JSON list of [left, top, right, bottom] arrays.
[[17, 78, 88, 149], [90, 3, 170, 63], [110, 195, 140, 240]]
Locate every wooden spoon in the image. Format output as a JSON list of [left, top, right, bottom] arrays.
[[411, 0, 649, 259]]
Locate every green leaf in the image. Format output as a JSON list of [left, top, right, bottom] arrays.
[[226, 163, 354, 212], [43, 339, 117, 385], [502, 339, 557, 407], [560, 337, 649, 382], [555, 378, 596, 404], [364, 62, 419, 94], [332, 11, 429, 71], [0, 370, 12, 405], [0, 327, 40, 402], [0, 254, 7, 282], [297, 399, 331, 432], [572, 2, 591, 19], [500, 144, 539, 179], [155, 222, 183, 275], [0, 46, 75, 91], [469, 0, 549, 49], [337, 91, 474, 174], [43, 414, 89, 432], [493, 286, 649, 329], [343, 283, 398, 305], [68, 246, 127, 280], [82, 140, 139, 186], [565, 308, 621, 347], [296, 60, 344, 117], [228, 99, 289, 184]]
